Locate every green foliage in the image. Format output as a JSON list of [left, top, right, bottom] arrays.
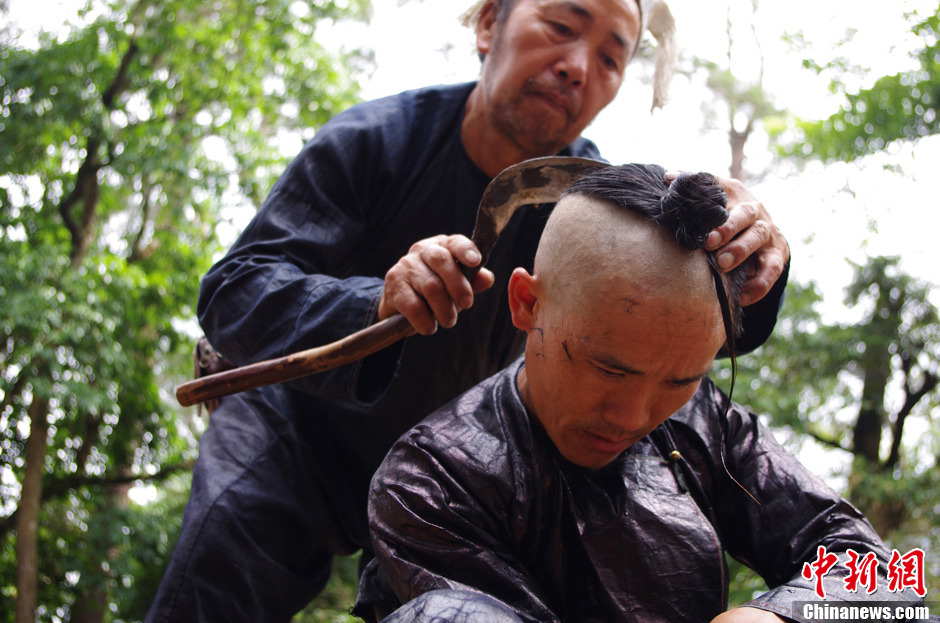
[[293, 554, 362, 623], [0, 0, 370, 620], [726, 556, 768, 608], [714, 281, 857, 440], [782, 5, 940, 161], [717, 257, 940, 600], [695, 57, 779, 123], [717, 258, 938, 460]]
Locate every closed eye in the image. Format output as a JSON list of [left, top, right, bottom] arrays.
[[591, 362, 625, 378], [549, 21, 575, 37], [667, 376, 704, 389]]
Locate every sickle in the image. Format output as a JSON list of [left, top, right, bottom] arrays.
[[175, 156, 608, 407]]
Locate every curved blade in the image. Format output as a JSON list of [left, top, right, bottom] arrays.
[[471, 156, 609, 266]]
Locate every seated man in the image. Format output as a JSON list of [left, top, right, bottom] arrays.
[[364, 164, 922, 623]]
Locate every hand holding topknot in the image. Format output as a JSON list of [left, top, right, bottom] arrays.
[[668, 173, 789, 306]]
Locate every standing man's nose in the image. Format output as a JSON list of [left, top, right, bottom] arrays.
[[554, 45, 589, 87]]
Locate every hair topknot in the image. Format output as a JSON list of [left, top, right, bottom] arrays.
[[657, 172, 727, 250], [561, 164, 728, 250]]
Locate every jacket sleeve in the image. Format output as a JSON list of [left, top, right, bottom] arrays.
[[733, 259, 790, 355], [368, 426, 561, 623], [697, 386, 924, 622], [197, 114, 400, 407]]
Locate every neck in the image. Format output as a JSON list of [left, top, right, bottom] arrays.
[[461, 85, 542, 178], [515, 364, 535, 414]]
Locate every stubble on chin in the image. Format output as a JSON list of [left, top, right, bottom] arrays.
[[491, 90, 571, 157]]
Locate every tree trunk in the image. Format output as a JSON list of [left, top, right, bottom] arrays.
[[729, 128, 748, 180], [70, 588, 107, 623], [14, 390, 50, 623], [851, 303, 899, 463]]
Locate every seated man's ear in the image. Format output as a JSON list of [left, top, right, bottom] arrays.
[[508, 267, 539, 332]]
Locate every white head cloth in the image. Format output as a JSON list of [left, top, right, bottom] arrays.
[[460, 0, 677, 110]]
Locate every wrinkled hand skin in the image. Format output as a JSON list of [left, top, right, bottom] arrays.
[[710, 606, 788, 623], [666, 172, 790, 307], [378, 233, 496, 336], [706, 176, 790, 307]]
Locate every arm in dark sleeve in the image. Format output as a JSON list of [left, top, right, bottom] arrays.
[[705, 388, 923, 621], [197, 115, 399, 406], [732, 259, 790, 355], [368, 429, 561, 623]]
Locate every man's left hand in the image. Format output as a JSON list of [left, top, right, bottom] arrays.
[[710, 606, 788, 623], [704, 177, 789, 307]]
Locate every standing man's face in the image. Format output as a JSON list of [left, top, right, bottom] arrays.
[[474, 0, 640, 155]]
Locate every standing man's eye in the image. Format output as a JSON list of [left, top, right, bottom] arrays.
[[549, 21, 574, 37]]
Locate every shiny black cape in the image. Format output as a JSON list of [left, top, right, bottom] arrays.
[[369, 360, 919, 622]]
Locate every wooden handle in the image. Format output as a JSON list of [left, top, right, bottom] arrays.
[[175, 314, 416, 407]]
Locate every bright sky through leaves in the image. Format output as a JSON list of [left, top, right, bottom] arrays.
[[8, 0, 937, 315]]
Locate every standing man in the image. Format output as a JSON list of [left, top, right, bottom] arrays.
[[147, 1, 789, 621]]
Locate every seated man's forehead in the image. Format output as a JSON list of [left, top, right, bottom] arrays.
[[538, 193, 715, 297]]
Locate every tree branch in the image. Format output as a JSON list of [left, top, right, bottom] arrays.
[[128, 176, 155, 263], [806, 429, 853, 453], [57, 38, 141, 266], [0, 460, 195, 542], [883, 365, 938, 470], [102, 40, 139, 111]]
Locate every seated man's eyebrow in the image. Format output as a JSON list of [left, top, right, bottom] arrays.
[[594, 355, 643, 376], [596, 355, 709, 386], [667, 372, 709, 387]]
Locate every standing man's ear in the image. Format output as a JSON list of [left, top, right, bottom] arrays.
[[508, 267, 539, 332], [475, 0, 500, 58]]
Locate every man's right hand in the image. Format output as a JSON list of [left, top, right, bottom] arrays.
[[377, 234, 496, 335]]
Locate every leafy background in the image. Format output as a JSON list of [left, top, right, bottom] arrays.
[[1, 0, 937, 620]]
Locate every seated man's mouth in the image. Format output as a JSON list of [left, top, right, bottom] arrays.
[[581, 429, 638, 453]]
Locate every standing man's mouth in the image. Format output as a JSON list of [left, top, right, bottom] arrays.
[[523, 80, 578, 121]]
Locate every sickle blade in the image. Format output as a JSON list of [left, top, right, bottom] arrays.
[[471, 156, 609, 265]]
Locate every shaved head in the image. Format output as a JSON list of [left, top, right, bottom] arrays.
[[534, 192, 718, 315]]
